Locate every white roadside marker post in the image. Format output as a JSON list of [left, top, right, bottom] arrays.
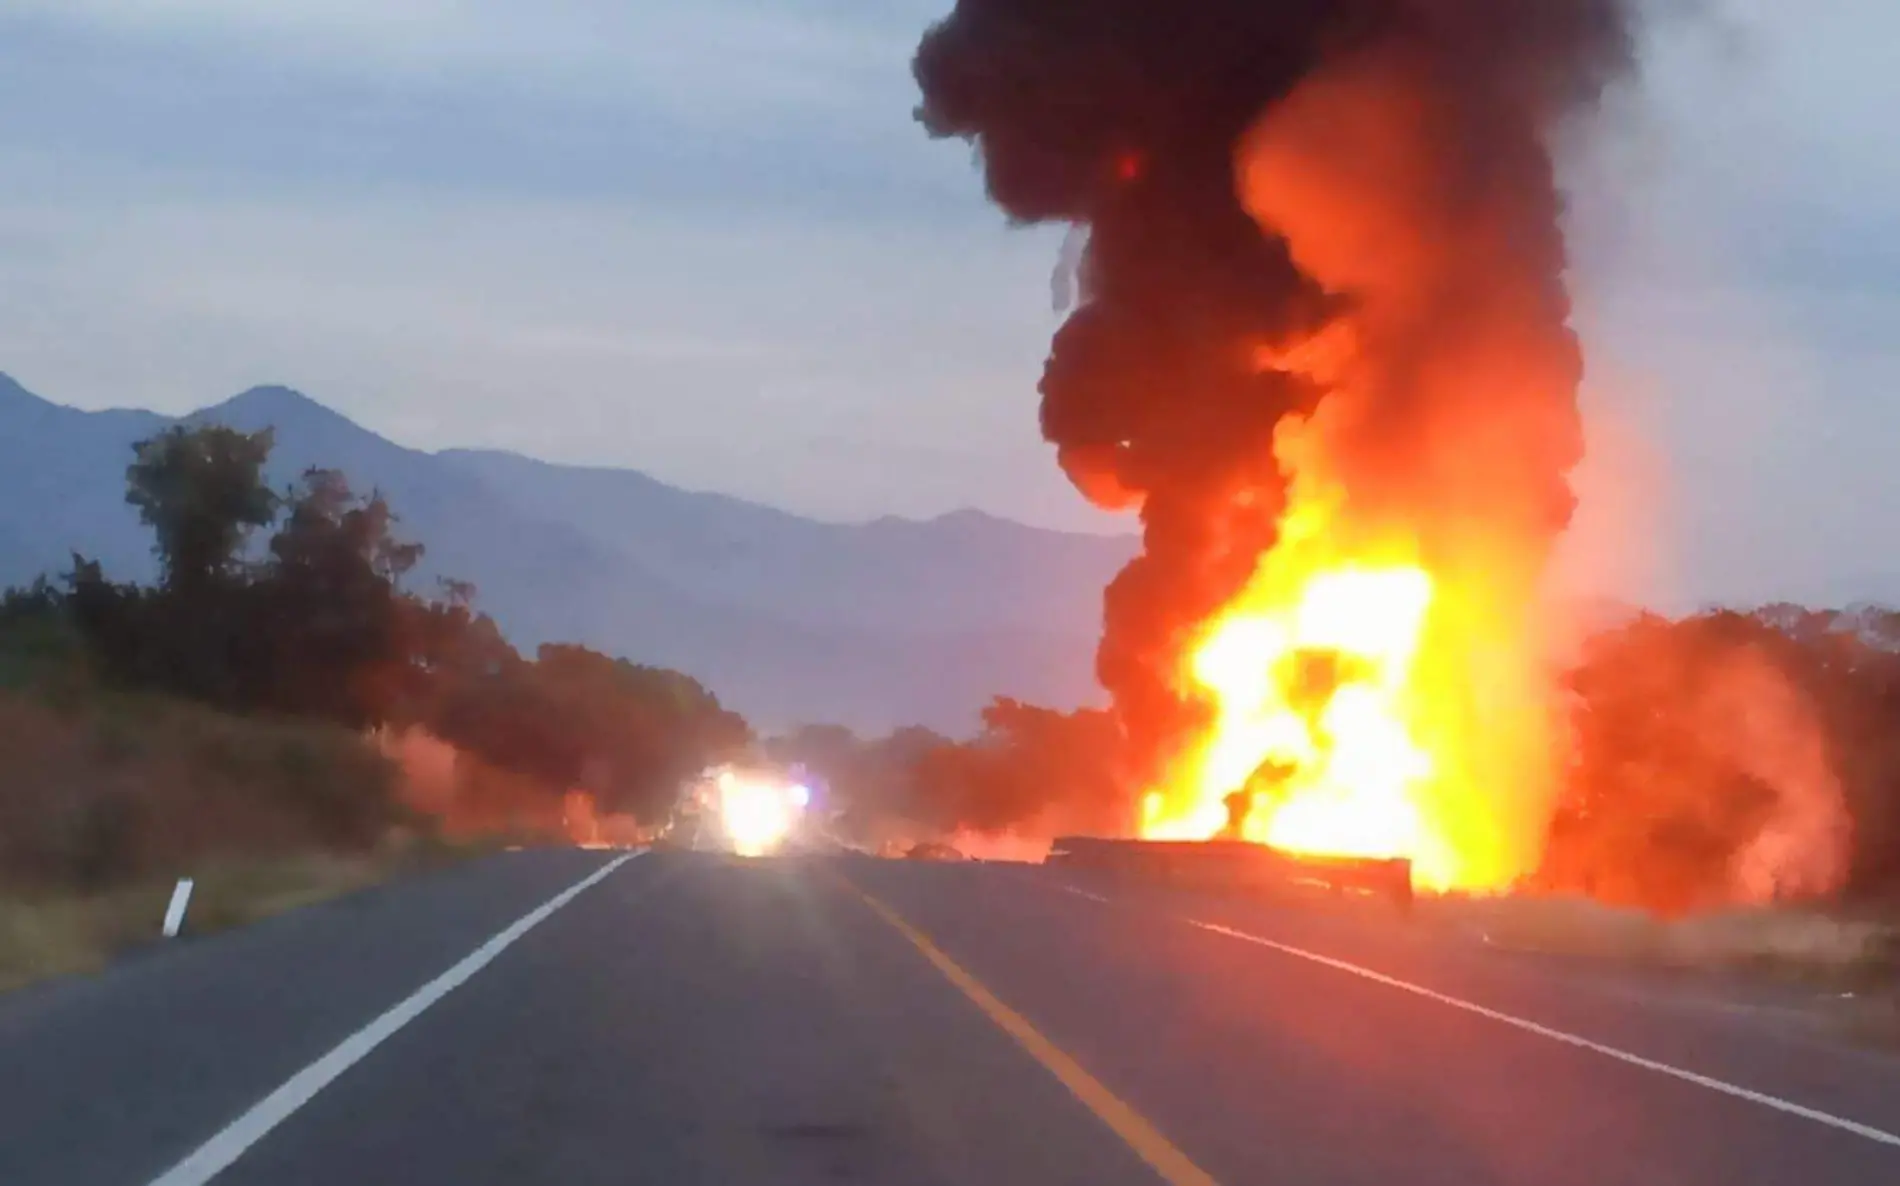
[[162, 878, 195, 939]]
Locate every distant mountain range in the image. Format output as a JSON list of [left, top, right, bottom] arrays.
[[0, 373, 1137, 734]]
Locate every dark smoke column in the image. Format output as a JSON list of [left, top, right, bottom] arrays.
[[913, 1, 1635, 809]]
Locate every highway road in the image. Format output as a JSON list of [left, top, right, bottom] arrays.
[[4, 849, 1900, 1185]]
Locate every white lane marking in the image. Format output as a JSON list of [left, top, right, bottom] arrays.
[[1061, 885, 1113, 905], [1189, 918, 1900, 1149], [147, 851, 644, 1186]]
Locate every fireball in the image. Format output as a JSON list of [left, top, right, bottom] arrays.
[[1141, 552, 1434, 856], [718, 772, 797, 857], [1138, 428, 1552, 893]]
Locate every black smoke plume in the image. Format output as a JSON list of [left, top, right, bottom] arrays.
[[914, 1, 1637, 809]]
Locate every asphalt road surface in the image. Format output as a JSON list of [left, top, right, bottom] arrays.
[[5, 849, 1900, 1185]]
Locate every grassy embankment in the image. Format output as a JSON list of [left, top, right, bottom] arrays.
[[1421, 891, 1900, 1042], [0, 686, 513, 992], [0, 849, 452, 992]]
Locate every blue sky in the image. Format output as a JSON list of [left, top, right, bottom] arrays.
[[0, 0, 1894, 610]]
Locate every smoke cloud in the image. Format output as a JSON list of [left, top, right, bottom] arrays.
[[915, 1, 1638, 797]]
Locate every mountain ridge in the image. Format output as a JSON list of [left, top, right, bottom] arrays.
[[0, 375, 1130, 732]]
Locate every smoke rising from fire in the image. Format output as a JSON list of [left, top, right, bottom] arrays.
[[916, 1, 1639, 852]]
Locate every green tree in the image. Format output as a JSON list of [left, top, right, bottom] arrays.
[[526, 645, 751, 821], [70, 425, 284, 705], [255, 468, 426, 727], [126, 425, 279, 594], [410, 639, 750, 826]]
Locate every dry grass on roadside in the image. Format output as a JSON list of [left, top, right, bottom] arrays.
[[1422, 892, 1899, 983], [176, 852, 387, 933], [0, 855, 374, 993], [0, 894, 135, 989], [0, 834, 492, 994], [0, 688, 403, 891], [0, 684, 522, 995]]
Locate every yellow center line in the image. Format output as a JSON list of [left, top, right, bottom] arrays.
[[846, 882, 1222, 1186]]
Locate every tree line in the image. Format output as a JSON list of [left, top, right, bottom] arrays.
[[0, 424, 749, 885]]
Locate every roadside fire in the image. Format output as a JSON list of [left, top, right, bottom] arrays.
[[1141, 552, 1433, 867], [1138, 462, 1552, 892]]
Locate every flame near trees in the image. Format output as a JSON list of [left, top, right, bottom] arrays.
[[1138, 416, 1559, 893]]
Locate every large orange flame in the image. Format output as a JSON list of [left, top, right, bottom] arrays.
[[1139, 417, 1555, 893]]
